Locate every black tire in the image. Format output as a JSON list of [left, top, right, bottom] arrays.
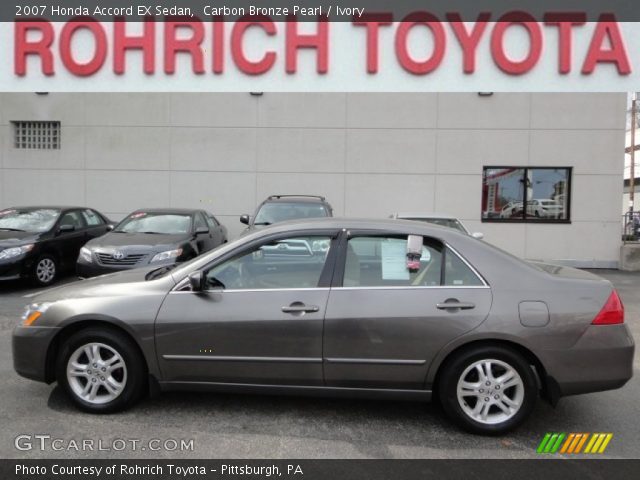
[[438, 345, 537, 435], [31, 254, 58, 287], [56, 328, 147, 413]]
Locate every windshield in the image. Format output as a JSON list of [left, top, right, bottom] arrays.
[[115, 213, 192, 234], [0, 208, 60, 233], [254, 202, 329, 225], [404, 217, 467, 234]]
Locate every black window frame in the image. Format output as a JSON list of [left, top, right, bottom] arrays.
[[481, 166, 572, 224]]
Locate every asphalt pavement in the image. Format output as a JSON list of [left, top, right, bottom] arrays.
[[0, 271, 638, 459]]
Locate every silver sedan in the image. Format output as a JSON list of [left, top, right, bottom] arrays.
[[13, 218, 634, 434]]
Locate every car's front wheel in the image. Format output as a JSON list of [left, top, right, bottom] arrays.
[[438, 346, 537, 435], [56, 328, 147, 413], [32, 254, 58, 286]]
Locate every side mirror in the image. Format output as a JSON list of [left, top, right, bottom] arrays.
[[188, 271, 204, 292], [195, 226, 209, 235], [471, 232, 484, 240], [58, 224, 75, 234], [240, 214, 250, 225], [106, 224, 115, 231]]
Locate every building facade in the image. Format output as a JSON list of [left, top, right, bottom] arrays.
[[0, 92, 626, 267]]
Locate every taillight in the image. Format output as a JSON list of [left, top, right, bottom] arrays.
[[592, 290, 624, 325]]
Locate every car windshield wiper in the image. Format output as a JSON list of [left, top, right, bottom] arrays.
[[140, 231, 164, 234], [0, 228, 26, 232], [253, 222, 271, 226]]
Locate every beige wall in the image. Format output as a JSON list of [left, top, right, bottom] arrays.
[[0, 93, 626, 267]]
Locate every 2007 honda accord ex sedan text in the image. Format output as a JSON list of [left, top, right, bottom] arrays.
[[12, 218, 634, 434]]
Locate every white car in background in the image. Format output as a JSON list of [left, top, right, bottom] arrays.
[[390, 213, 484, 239], [526, 199, 564, 219]]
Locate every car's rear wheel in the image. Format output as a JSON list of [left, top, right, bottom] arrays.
[[56, 328, 147, 413], [438, 346, 537, 435], [32, 254, 58, 286]]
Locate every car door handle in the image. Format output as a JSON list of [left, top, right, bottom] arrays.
[[436, 302, 476, 310], [282, 303, 320, 314]]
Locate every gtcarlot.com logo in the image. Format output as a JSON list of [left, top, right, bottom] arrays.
[[537, 433, 613, 454]]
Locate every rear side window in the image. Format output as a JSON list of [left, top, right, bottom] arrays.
[[344, 236, 443, 287], [444, 248, 485, 286], [343, 236, 484, 287], [59, 211, 84, 229], [194, 212, 208, 230], [206, 214, 219, 228], [82, 209, 104, 226]]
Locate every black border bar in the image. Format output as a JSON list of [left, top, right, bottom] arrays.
[[4, 459, 640, 480], [5, 1, 640, 22]]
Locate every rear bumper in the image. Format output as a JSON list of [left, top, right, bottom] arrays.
[[13, 326, 60, 383], [540, 324, 635, 397]]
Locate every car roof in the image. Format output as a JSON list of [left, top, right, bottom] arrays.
[[393, 213, 459, 220], [129, 208, 202, 215], [248, 217, 466, 239], [262, 195, 329, 204], [5, 206, 85, 212]]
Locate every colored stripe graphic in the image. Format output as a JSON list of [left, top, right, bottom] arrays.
[[585, 433, 613, 454], [537, 433, 565, 453], [539, 433, 613, 454], [537, 433, 552, 453]]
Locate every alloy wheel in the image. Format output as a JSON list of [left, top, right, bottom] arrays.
[[66, 342, 128, 405], [456, 359, 525, 425]]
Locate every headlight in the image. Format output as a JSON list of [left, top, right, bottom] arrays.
[[21, 302, 52, 326], [0, 244, 34, 260], [311, 239, 331, 253], [150, 248, 183, 263], [79, 246, 93, 263]]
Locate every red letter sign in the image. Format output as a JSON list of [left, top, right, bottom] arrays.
[[491, 12, 543, 75], [231, 16, 277, 75], [60, 17, 108, 76], [164, 18, 205, 74], [582, 15, 631, 75], [286, 16, 329, 74], [15, 21, 55, 76], [395, 12, 446, 75], [353, 13, 393, 74]]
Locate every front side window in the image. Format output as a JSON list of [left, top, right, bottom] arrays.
[[205, 236, 332, 290], [254, 203, 329, 225], [115, 213, 192, 234], [0, 208, 60, 233], [482, 167, 571, 222], [344, 236, 484, 288]]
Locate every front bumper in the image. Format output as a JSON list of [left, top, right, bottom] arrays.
[[0, 257, 29, 281], [540, 324, 635, 397], [13, 326, 60, 383], [77, 259, 177, 278]]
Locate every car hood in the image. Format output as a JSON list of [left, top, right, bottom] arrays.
[[30, 266, 171, 302], [0, 230, 41, 247], [84, 232, 188, 253]]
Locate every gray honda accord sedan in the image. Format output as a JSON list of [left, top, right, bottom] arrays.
[[13, 218, 634, 434]]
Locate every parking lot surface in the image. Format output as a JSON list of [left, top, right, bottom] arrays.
[[1, 270, 638, 459]]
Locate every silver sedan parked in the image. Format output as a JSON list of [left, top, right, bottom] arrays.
[[12, 218, 634, 434]]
